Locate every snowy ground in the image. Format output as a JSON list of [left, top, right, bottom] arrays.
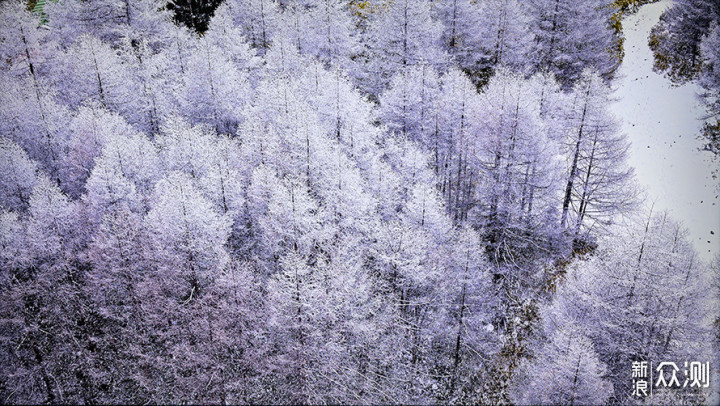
[[610, 0, 720, 262]]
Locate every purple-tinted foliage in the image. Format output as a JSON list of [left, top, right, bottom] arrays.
[[0, 0, 715, 404]]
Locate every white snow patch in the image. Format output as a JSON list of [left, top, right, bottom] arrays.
[[610, 0, 720, 262]]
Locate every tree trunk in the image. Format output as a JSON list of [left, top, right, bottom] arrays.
[[560, 89, 589, 229]]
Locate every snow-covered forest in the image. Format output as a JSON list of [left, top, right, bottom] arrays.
[[0, 0, 718, 404]]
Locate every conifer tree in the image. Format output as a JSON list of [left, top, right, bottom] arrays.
[[527, 0, 617, 87], [361, 0, 446, 96], [650, 0, 720, 84]]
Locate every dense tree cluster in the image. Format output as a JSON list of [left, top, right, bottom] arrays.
[[0, 0, 716, 404]]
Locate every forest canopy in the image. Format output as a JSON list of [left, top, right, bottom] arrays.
[[0, 0, 718, 404]]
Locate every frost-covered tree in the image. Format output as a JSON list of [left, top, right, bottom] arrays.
[[304, 0, 358, 69], [84, 153, 144, 227], [61, 105, 137, 197], [471, 69, 563, 263], [650, 0, 720, 84], [45, 0, 175, 47], [434, 68, 481, 221], [179, 37, 250, 134], [475, 0, 533, 75], [0, 210, 28, 274], [559, 70, 636, 242], [298, 62, 380, 161], [361, 0, 446, 96], [378, 63, 440, 149], [153, 117, 246, 225], [527, 0, 617, 87], [313, 236, 382, 402], [0, 138, 38, 212], [0, 1, 56, 83], [0, 74, 71, 184], [80, 205, 148, 402], [433, 227, 497, 400], [263, 250, 337, 403], [366, 218, 441, 401], [54, 35, 141, 123], [163, 22, 197, 77], [512, 325, 613, 405], [699, 22, 720, 156], [435, 0, 532, 82], [144, 171, 232, 297], [249, 167, 326, 265], [274, 0, 358, 70], [83, 129, 160, 225], [117, 39, 172, 134], [25, 176, 79, 265], [223, 0, 280, 53], [540, 211, 714, 402], [0, 177, 85, 403], [43, 0, 125, 46], [206, 5, 262, 82], [433, 0, 482, 69], [199, 135, 247, 218], [156, 116, 218, 180]]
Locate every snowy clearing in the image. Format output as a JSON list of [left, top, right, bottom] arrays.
[[611, 0, 720, 261]]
